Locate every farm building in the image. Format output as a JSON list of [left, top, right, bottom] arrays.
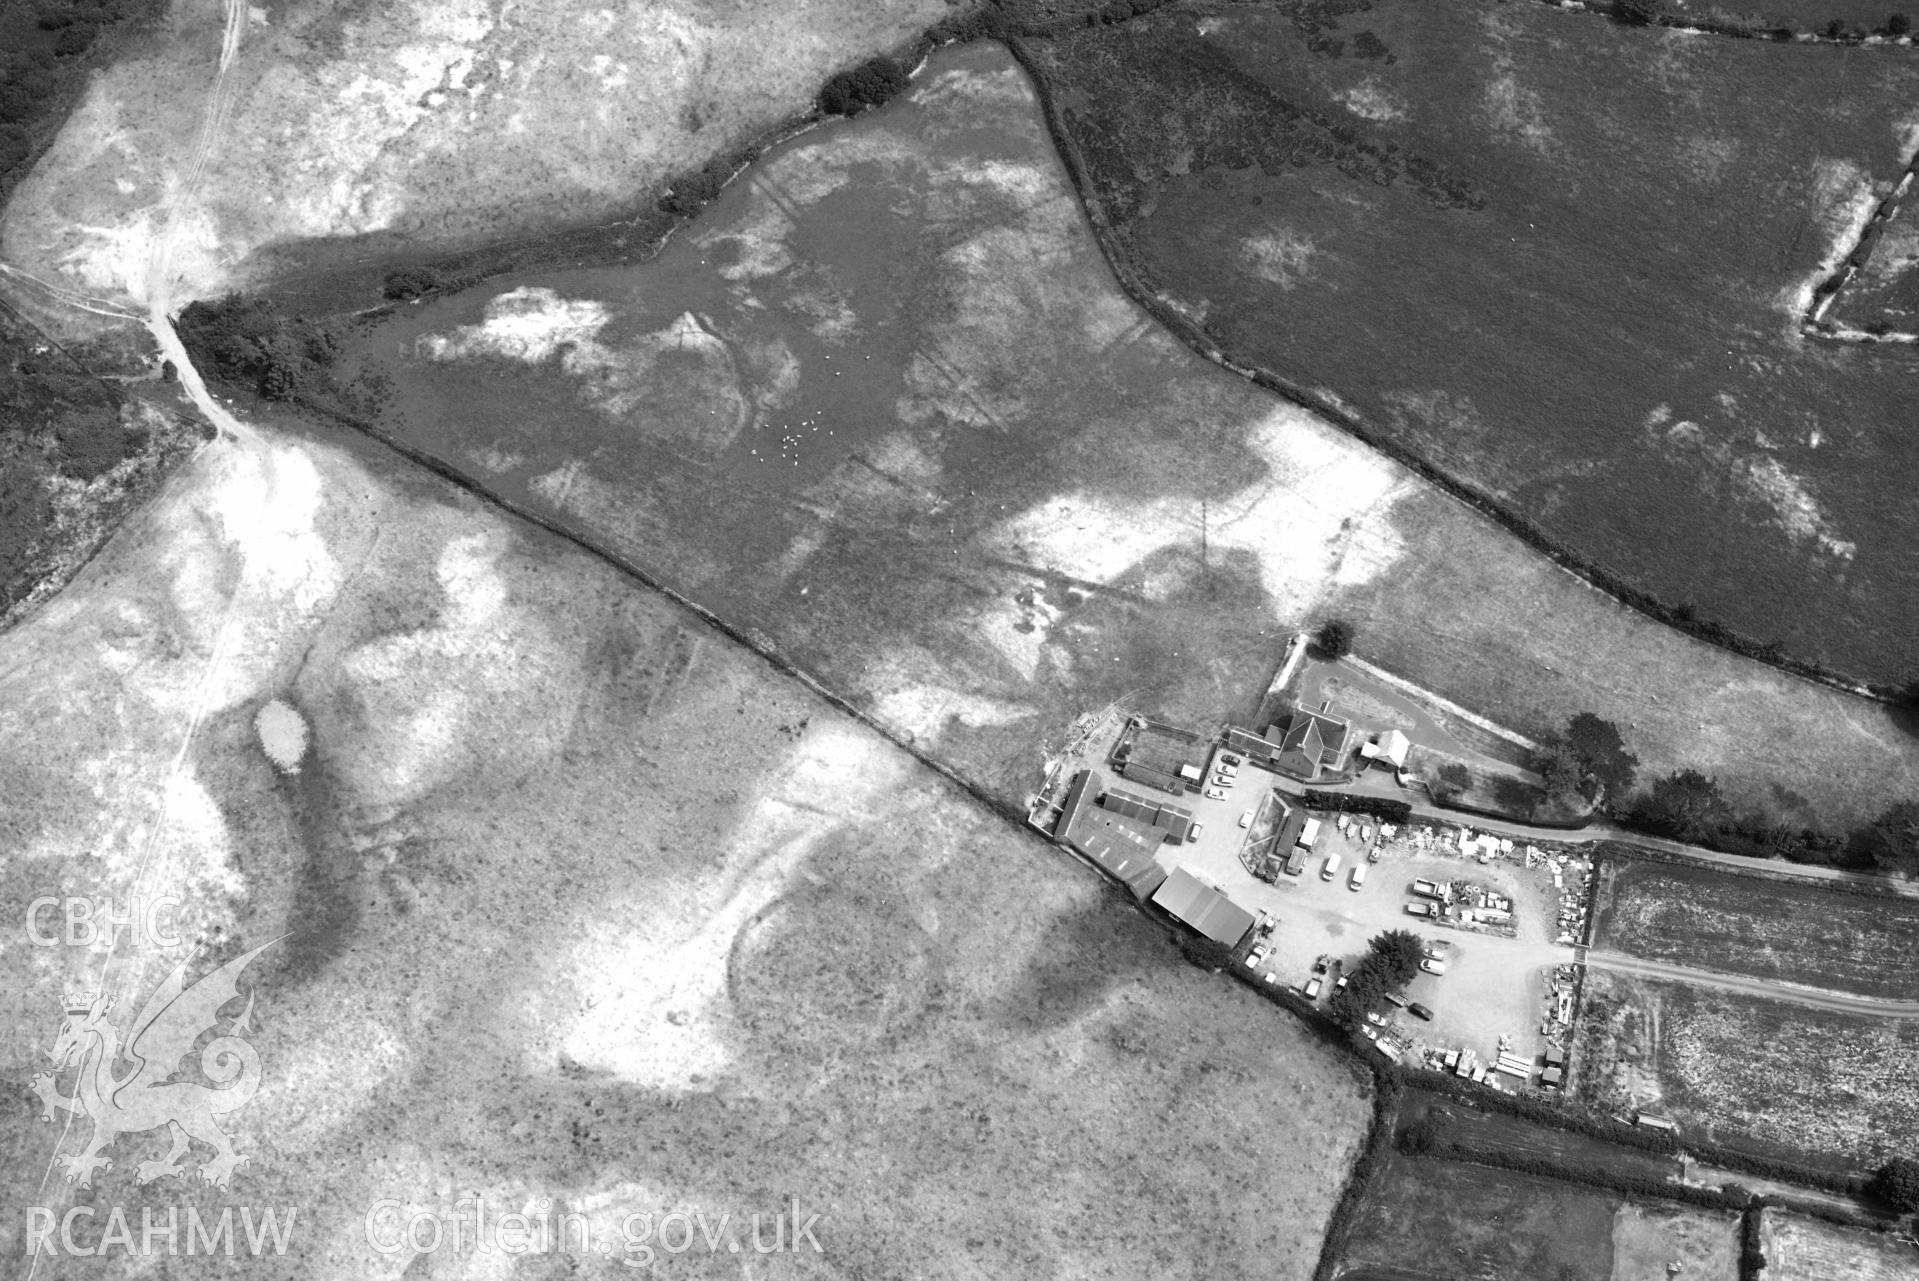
[[1270, 707, 1352, 780], [1114, 717, 1206, 789], [1053, 769, 1097, 840], [1221, 723, 1281, 767], [1099, 785, 1194, 843], [1152, 868, 1256, 947]]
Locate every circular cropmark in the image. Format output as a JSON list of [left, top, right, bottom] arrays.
[[727, 884, 931, 1061]]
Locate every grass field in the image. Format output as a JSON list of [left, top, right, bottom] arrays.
[[1403, 1089, 1685, 1186], [1611, 1202, 1742, 1281], [1021, 0, 1919, 684], [1760, 1207, 1919, 1281], [0, 0, 956, 317], [1573, 971, 1919, 1168], [1340, 1150, 1621, 1280], [324, 41, 1919, 841], [0, 405, 1372, 1278], [1593, 858, 1919, 999]]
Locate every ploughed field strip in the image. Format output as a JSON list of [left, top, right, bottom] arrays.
[[1016, 0, 1919, 684], [1591, 859, 1919, 1001]]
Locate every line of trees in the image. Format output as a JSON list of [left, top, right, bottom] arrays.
[[1522, 710, 1917, 876]]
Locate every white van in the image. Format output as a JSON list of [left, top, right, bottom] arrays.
[[1348, 864, 1368, 891], [1321, 852, 1342, 881]]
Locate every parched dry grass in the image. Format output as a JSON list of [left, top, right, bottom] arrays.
[[1760, 1207, 1919, 1281], [1, 0, 959, 313], [0, 404, 1370, 1279]]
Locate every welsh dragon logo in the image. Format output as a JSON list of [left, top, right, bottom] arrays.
[[32, 939, 279, 1190]]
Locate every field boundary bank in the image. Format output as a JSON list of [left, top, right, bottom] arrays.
[[1589, 836, 1919, 901], [1804, 140, 1919, 342], [1004, 34, 1907, 701], [1516, 0, 1919, 46], [1401, 1069, 1881, 1201]]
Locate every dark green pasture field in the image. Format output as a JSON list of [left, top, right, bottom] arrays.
[[1023, 0, 1919, 683], [1340, 1150, 1619, 1280], [1592, 858, 1919, 999]]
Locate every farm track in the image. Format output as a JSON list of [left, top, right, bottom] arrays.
[[1584, 950, 1919, 1018]]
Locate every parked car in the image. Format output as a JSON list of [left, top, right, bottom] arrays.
[[1313, 954, 1330, 974], [1420, 957, 1448, 976], [1304, 976, 1324, 1000], [1190, 821, 1204, 839], [1365, 1011, 1386, 1027], [1368, 844, 1383, 863], [1404, 902, 1435, 917], [1348, 865, 1368, 891], [1212, 774, 1233, 789], [1408, 1002, 1434, 1021], [1219, 753, 1241, 767], [1204, 787, 1226, 801], [1336, 974, 1350, 992], [1238, 810, 1253, 828], [1385, 991, 1410, 1008]]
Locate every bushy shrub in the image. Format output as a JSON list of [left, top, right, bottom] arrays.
[[1299, 791, 1412, 823], [382, 267, 442, 301], [1870, 1155, 1919, 1213]]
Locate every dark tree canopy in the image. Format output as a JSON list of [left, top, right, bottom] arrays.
[[1329, 965, 1386, 1030], [1565, 712, 1638, 800], [819, 56, 911, 118], [1614, 0, 1660, 23], [1532, 738, 1585, 802], [175, 294, 342, 402], [1316, 618, 1355, 659], [1369, 929, 1425, 988], [1860, 801, 1919, 876], [1872, 1156, 1919, 1213], [1634, 769, 1732, 844], [1431, 761, 1471, 804]]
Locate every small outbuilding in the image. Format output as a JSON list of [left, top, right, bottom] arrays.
[[1359, 729, 1412, 770]]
